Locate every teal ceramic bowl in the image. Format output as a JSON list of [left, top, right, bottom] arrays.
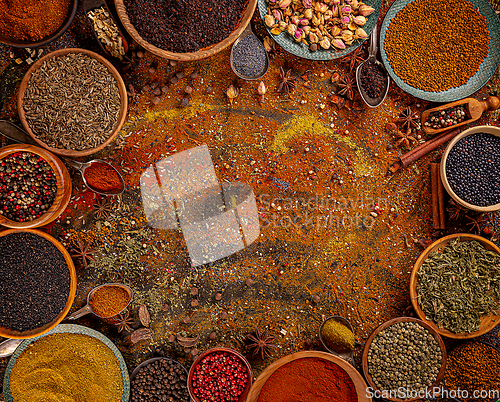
[[2, 324, 130, 402], [257, 0, 381, 60], [380, 0, 500, 102]]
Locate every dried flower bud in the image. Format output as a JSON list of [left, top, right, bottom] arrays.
[[353, 15, 367, 26], [265, 14, 275, 28], [287, 23, 298, 36], [331, 72, 340, 83], [279, 21, 288, 30], [355, 27, 368, 39], [258, 81, 267, 96], [358, 4, 375, 16], [323, 10, 333, 20], [294, 28, 304, 41], [312, 14, 321, 26], [319, 37, 331, 49], [299, 18, 309, 26], [332, 38, 346, 49], [226, 85, 238, 107], [315, 2, 328, 12], [278, 0, 292, 9], [291, 15, 300, 25], [350, 0, 359, 8], [331, 25, 342, 36], [341, 29, 353, 42], [272, 9, 283, 21], [309, 32, 319, 43], [263, 36, 273, 52], [341, 5, 351, 14], [304, 8, 313, 18], [341, 15, 350, 24], [302, 0, 312, 7]]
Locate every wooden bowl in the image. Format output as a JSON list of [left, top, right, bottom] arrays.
[[114, 0, 257, 61], [410, 234, 500, 339], [0, 144, 71, 229], [188, 347, 253, 402], [440, 125, 500, 212], [0, 0, 78, 48], [17, 48, 128, 158], [246, 351, 371, 402], [361, 317, 447, 402], [0, 229, 77, 339]]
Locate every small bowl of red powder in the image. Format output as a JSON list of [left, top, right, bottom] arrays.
[[188, 348, 253, 402], [0, 0, 78, 48]]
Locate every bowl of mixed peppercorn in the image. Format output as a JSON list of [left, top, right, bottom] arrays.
[[0, 0, 78, 48], [188, 348, 253, 402], [114, 0, 257, 61], [441, 125, 500, 212], [0, 144, 71, 229]]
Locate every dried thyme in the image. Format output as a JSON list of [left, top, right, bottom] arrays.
[[416, 238, 500, 333]]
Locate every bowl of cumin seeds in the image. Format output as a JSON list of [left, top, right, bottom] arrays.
[[17, 48, 128, 158]]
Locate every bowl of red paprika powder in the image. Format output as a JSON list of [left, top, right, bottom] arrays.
[[188, 347, 253, 402], [247, 351, 372, 402], [0, 0, 78, 48]]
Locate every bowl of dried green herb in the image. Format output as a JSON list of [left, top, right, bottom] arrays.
[[410, 234, 500, 339]]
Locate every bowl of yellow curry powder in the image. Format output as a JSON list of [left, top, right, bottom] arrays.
[[2, 324, 129, 402]]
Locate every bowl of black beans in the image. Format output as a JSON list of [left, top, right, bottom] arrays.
[[441, 125, 500, 212], [130, 357, 190, 402], [0, 144, 72, 229]]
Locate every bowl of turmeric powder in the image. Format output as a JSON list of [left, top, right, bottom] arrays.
[[0, 0, 78, 48]]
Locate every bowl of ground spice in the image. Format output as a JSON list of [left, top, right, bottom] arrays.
[[441, 125, 500, 211], [17, 48, 128, 158], [443, 341, 500, 402], [2, 324, 130, 402], [247, 350, 371, 402], [0, 0, 78, 47], [0, 144, 71, 229], [410, 234, 500, 339], [380, 0, 500, 101], [0, 229, 77, 339], [115, 0, 257, 61]]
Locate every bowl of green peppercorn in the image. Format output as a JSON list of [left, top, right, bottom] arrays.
[[362, 317, 447, 402]]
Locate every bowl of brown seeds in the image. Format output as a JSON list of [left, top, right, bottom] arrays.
[[17, 48, 128, 157]]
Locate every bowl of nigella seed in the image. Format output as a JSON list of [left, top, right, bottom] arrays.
[[441, 125, 500, 212], [114, 0, 257, 61], [0, 144, 72, 229], [0, 229, 77, 339], [130, 357, 190, 402], [17, 48, 128, 158]]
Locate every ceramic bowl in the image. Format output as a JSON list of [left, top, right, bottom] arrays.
[[0, 229, 77, 339], [440, 125, 500, 212], [0, 144, 71, 229], [361, 317, 447, 402], [17, 48, 128, 158], [410, 233, 500, 339]]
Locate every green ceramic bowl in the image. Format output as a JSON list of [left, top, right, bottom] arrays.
[[2, 324, 130, 402], [380, 0, 500, 102], [257, 0, 381, 60]]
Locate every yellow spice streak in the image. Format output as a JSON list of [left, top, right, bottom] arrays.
[[269, 114, 373, 177], [10, 333, 123, 402]]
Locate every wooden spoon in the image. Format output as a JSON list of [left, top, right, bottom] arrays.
[[421, 96, 499, 136]]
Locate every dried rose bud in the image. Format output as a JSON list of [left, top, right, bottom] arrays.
[[226, 85, 238, 107], [258, 81, 267, 103]]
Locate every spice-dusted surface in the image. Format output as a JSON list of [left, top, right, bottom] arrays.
[[0, 0, 500, 400]]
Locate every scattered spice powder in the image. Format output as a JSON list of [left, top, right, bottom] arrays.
[[444, 342, 500, 402], [90, 285, 130, 317], [257, 357, 358, 402], [0, 0, 71, 41], [84, 162, 123, 193], [384, 0, 489, 92]]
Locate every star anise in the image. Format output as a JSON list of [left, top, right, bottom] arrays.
[[246, 327, 276, 359], [337, 74, 356, 101], [465, 213, 485, 234], [115, 311, 134, 333], [71, 241, 96, 269], [397, 107, 420, 130], [395, 128, 417, 149], [277, 67, 297, 94], [93, 197, 113, 220], [341, 47, 366, 73], [447, 199, 465, 220]]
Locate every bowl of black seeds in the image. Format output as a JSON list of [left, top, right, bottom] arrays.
[[441, 125, 500, 212], [130, 357, 190, 402], [0, 144, 72, 229], [0, 229, 77, 339]]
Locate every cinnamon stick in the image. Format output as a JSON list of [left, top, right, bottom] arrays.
[[437, 164, 446, 230], [430, 163, 440, 230], [388, 128, 461, 174]]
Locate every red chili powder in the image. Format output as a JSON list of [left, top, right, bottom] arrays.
[[84, 162, 122, 193], [257, 357, 358, 402]]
